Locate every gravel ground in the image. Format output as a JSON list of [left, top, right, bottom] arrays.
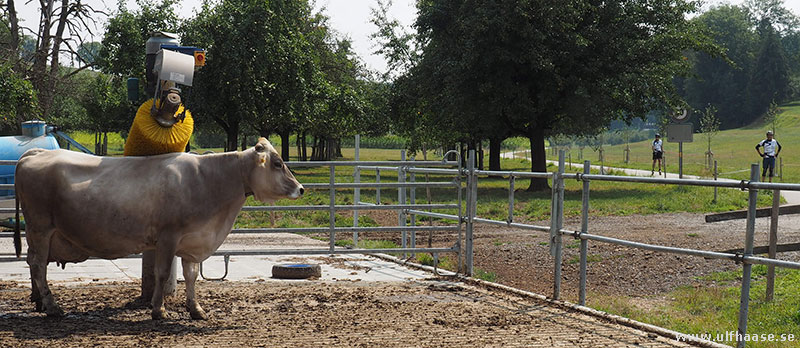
[[357, 209, 800, 302], [473, 212, 800, 302], [1, 209, 792, 347], [0, 280, 697, 348]]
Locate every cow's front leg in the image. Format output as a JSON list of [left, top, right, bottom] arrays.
[[26, 229, 62, 317], [182, 258, 207, 320], [151, 242, 178, 320]]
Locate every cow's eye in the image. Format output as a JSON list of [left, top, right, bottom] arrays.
[[273, 160, 283, 169]]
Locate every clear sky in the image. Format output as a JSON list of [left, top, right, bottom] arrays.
[[12, 0, 800, 74]]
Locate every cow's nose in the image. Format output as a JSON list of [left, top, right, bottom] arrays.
[[299, 187, 305, 196]]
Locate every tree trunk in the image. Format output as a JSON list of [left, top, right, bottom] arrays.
[[279, 131, 290, 160], [334, 138, 342, 158], [489, 137, 502, 171], [527, 128, 550, 191], [31, 0, 54, 96], [301, 132, 307, 161], [241, 136, 247, 151], [295, 132, 301, 160], [7, 0, 20, 66], [477, 140, 484, 170], [102, 132, 108, 156], [326, 137, 334, 160], [225, 123, 239, 152], [311, 136, 318, 160], [459, 142, 466, 167]]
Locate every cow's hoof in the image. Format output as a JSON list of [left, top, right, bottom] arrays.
[[45, 306, 64, 317], [189, 307, 207, 320], [151, 308, 169, 320]]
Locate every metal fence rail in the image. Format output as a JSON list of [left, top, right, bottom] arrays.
[[2, 156, 466, 271], [6, 146, 796, 347], [460, 149, 800, 348]]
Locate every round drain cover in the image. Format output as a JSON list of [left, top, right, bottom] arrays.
[[271, 264, 322, 279]]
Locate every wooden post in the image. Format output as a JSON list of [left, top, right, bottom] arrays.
[[766, 189, 780, 301]]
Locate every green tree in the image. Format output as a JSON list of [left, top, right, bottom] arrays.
[[79, 73, 129, 154], [98, 0, 180, 84], [681, 5, 755, 128], [763, 100, 780, 134], [0, 62, 37, 133], [698, 104, 720, 169], [22, 0, 104, 118], [747, 20, 790, 118], [396, 0, 716, 191], [183, 0, 323, 154], [76, 42, 102, 67]]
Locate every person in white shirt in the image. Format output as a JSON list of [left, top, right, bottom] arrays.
[[755, 130, 782, 182], [651, 134, 664, 176]]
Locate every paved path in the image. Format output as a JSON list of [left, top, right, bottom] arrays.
[[502, 150, 800, 205], [0, 233, 431, 285]]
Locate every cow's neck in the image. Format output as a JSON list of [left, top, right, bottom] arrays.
[[236, 149, 258, 198], [194, 151, 251, 206]]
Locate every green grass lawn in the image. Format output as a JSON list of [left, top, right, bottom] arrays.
[[232, 151, 773, 233], [556, 100, 800, 183], [593, 266, 800, 348]]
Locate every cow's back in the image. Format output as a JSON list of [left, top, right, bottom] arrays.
[[16, 149, 188, 259], [15, 149, 247, 262]]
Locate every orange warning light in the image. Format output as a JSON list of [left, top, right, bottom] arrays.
[[194, 50, 206, 67]]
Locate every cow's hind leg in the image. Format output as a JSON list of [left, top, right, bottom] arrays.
[[26, 228, 62, 317], [181, 258, 207, 320], [30, 277, 42, 312], [151, 242, 178, 320]]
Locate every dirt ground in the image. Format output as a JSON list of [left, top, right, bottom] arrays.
[[1, 210, 793, 347], [0, 280, 696, 348], [363, 210, 800, 302]]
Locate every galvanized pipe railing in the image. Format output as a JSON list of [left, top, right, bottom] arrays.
[[461, 149, 800, 348], [4, 155, 466, 267]]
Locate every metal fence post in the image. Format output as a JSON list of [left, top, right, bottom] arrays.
[[551, 150, 565, 300], [410, 159, 417, 258], [713, 160, 718, 204], [766, 189, 780, 301], [353, 135, 360, 246], [376, 169, 381, 205], [399, 150, 407, 258], [508, 175, 515, 224], [579, 160, 590, 306], [737, 163, 760, 348], [456, 150, 464, 274], [329, 165, 336, 253], [466, 149, 476, 276]]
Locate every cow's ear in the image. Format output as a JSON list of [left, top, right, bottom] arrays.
[[255, 143, 266, 153]]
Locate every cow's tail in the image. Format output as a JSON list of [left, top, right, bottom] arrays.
[[14, 194, 21, 258]]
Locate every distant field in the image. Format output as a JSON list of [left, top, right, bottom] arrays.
[[554, 101, 800, 183]]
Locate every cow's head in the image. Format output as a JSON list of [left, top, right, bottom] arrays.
[[248, 138, 304, 202]]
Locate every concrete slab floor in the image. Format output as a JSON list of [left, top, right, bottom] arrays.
[[0, 233, 434, 286]]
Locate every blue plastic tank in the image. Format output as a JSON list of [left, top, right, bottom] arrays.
[[0, 121, 60, 197]]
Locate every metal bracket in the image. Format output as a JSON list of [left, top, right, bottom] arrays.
[[740, 180, 749, 191], [199, 254, 230, 281], [733, 252, 744, 265]]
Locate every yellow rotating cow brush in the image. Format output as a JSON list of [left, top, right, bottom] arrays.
[[124, 98, 193, 156]]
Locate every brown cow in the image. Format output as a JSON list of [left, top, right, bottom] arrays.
[[14, 137, 303, 320]]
